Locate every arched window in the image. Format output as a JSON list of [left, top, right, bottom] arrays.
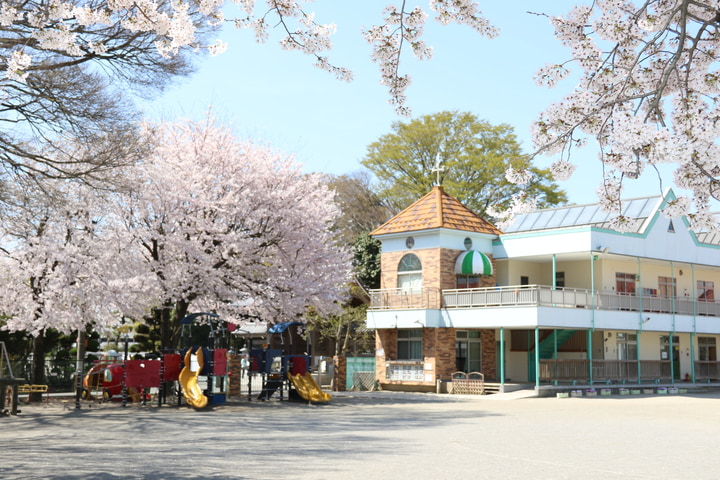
[[398, 253, 422, 291]]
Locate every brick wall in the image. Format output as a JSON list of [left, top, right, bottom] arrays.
[[381, 248, 496, 291], [333, 356, 346, 392], [228, 354, 241, 397], [481, 330, 497, 380], [375, 329, 397, 382], [377, 243, 498, 388], [425, 328, 456, 381]]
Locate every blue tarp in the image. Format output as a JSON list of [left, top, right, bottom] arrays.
[[267, 321, 304, 333]]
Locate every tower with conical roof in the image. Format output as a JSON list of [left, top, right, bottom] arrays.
[[368, 186, 502, 390]]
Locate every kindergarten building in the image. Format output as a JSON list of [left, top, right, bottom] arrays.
[[366, 186, 720, 393]]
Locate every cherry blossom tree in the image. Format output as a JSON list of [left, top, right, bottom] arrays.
[[0, 0, 213, 180], [6, 0, 720, 230], [2, 1, 495, 126], [118, 117, 350, 348], [500, 1, 720, 233], [0, 176, 148, 390]]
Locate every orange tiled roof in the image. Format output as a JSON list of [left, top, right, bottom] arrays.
[[371, 186, 502, 236]]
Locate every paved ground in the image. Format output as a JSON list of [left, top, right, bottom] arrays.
[[1, 390, 719, 480]]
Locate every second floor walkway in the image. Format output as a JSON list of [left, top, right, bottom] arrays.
[[369, 284, 720, 318]]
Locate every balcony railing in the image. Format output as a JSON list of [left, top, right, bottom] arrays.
[[369, 284, 720, 317], [695, 361, 720, 381], [369, 288, 440, 310]]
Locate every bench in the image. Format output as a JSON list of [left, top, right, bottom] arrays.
[[17, 384, 49, 403]]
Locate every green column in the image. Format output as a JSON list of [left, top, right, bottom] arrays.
[[669, 331, 675, 384], [591, 253, 596, 330], [535, 327, 540, 388], [637, 257, 643, 326], [690, 332, 696, 383], [587, 330, 593, 385], [636, 330, 641, 385]]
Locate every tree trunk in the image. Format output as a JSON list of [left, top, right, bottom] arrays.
[[158, 299, 191, 351], [30, 330, 46, 402], [170, 299, 190, 349]]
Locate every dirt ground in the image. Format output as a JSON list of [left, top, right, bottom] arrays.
[[1, 390, 719, 480]]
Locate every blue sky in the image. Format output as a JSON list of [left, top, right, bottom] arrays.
[[143, 1, 676, 208]]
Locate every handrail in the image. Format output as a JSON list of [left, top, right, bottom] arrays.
[[368, 284, 720, 317], [369, 287, 441, 310]]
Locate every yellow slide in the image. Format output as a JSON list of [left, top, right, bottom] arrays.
[[179, 348, 208, 410], [288, 372, 331, 403]]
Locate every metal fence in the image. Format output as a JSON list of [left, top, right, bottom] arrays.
[[539, 359, 673, 383], [346, 356, 376, 390], [434, 285, 720, 317], [369, 288, 440, 310]]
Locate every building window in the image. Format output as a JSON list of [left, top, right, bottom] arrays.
[[616, 273, 636, 295], [456, 275, 480, 289], [658, 276, 676, 298], [616, 333, 637, 360], [555, 271, 565, 288], [397, 254, 422, 291], [520, 276, 529, 286], [397, 329, 423, 360], [698, 337, 717, 361], [698, 281, 715, 302]]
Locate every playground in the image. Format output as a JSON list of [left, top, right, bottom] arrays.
[[1, 315, 331, 415], [1, 390, 720, 479]]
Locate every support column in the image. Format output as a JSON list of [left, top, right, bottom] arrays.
[[587, 330, 593, 385], [669, 332, 675, 385], [690, 332, 696, 383], [534, 327, 540, 388], [636, 330, 642, 385], [499, 327, 505, 387]]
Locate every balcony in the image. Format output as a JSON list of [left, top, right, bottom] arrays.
[[369, 284, 720, 317], [369, 288, 440, 310]]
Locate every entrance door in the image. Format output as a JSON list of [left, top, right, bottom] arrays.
[[456, 331, 482, 373], [660, 335, 680, 380]]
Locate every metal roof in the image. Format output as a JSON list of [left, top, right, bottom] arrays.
[[505, 196, 660, 233]]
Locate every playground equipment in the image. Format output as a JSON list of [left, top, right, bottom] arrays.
[[177, 313, 229, 409], [178, 348, 208, 409], [249, 322, 331, 404], [82, 350, 183, 405]]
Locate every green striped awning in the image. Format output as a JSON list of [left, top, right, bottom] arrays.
[[455, 250, 493, 276]]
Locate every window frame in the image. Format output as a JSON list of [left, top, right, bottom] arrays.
[[397, 253, 422, 292], [397, 329, 423, 360]]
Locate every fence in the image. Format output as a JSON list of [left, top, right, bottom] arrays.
[[369, 288, 440, 310], [451, 372, 485, 395], [539, 359, 673, 383], [346, 357, 376, 391]]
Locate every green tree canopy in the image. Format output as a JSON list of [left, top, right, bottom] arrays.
[[361, 111, 567, 216]]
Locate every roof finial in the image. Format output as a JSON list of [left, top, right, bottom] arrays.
[[432, 139, 445, 187]]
